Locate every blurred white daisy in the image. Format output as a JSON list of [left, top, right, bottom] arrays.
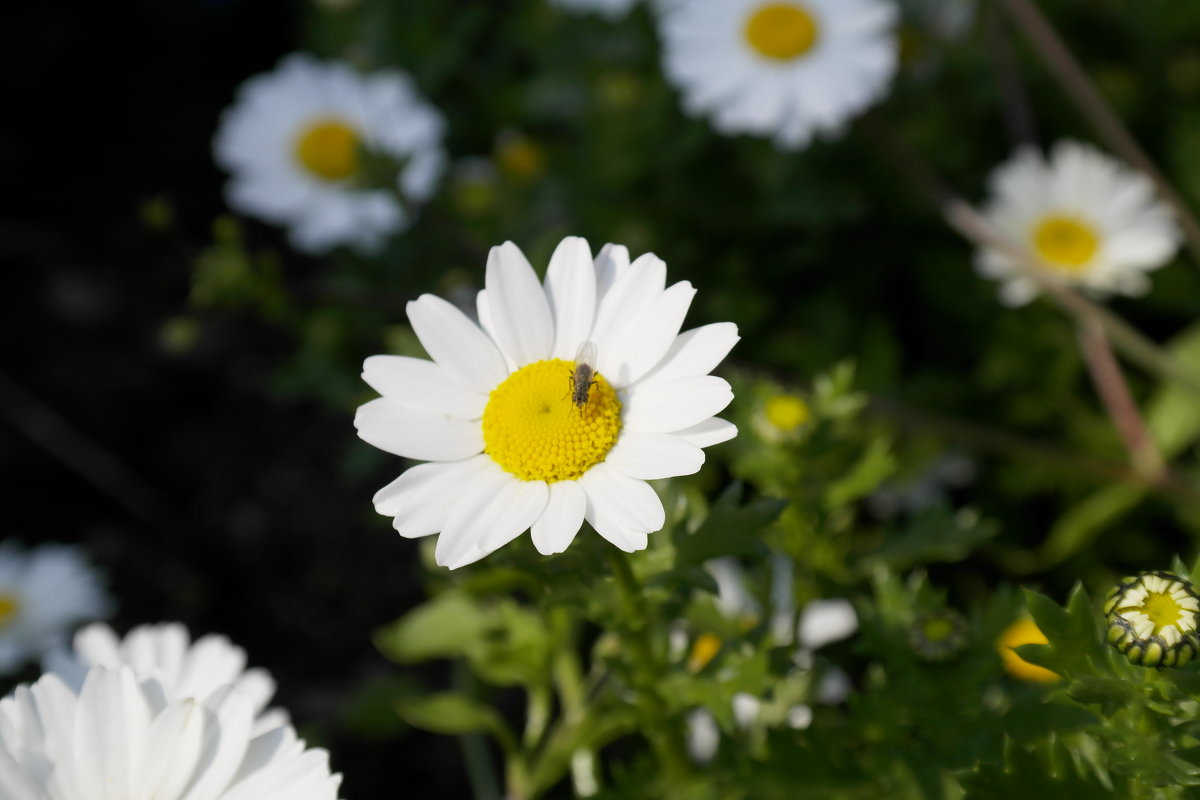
[[45, 621, 286, 734], [976, 140, 1182, 306], [797, 597, 858, 650], [0, 542, 112, 675], [657, 0, 899, 149], [214, 53, 445, 255], [548, 0, 638, 19], [355, 236, 738, 569], [0, 666, 341, 800]]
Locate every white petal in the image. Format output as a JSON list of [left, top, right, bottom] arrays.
[[362, 356, 488, 419], [593, 243, 630, 303], [601, 281, 697, 388], [531, 480, 586, 555], [580, 463, 664, 551], [622, 376, 733, 433], [407, 294, 508, 392], [641, 322, 740, 382], [485, 241, 554, 366], [798, 599, 858, 650], [479, 480, 550, 553], [604, 432, 705, 480], [374, 457, 493, 539], [354, 398, 483, 461], [434, 463, 516, 569], [591, 254, 666, 364], [180, 687, 256, 800], [544, 237, 598, 360], [135, 699, 205, 800], [672, 418, 738, 448]]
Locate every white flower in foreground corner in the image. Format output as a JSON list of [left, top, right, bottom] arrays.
[[0, 542, 112, 675], [0, 667, 342, 800], [214, 53, 445, 255], [976, 140, 1181, 306], [657, 0, 898, 149], [548, 0, 638, 19], [45, 622, 286, 734], [355, 237, 739, 569]]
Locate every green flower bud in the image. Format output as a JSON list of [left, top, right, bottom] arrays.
[[1105, 571, 1200, 668]]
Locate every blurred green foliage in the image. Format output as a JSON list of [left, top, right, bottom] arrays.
[[180, 0, 1200, 796]]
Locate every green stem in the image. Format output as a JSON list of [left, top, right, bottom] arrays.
[[550, 608, 599, 797], [605, 549, 691, 782]]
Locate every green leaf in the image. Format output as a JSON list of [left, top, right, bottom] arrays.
[[393, 691, 512, 744], [823, 435, 896, 510], [869, 506, 998, 568], [672, 483, 781, 565], [374, 591, 489, 664]]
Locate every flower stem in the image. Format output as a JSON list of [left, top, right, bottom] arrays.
[[605, 549, 690, 782], [997, 0, 1200, 267], [1077, 320, 1166, 483], [549, 608, 599, 797]]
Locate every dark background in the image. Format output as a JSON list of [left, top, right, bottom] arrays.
[[1, 1, 463, 795]]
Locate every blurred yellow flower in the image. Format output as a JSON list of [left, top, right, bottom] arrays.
[[764, 394, 810, 433], [996, 618, 1058, 683]]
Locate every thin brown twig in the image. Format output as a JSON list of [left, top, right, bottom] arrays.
[[0, 372, 170, 525], [996, 0, 1200, 266], [1076, 319, 1165, 482]]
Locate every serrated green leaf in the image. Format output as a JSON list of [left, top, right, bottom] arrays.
[[673, 482, 780, 565]]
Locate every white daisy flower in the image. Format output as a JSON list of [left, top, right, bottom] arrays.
[[354, 236, 738, 569], [44, 622, 286, 734], [548, 0, 638, 19], [976, 140, 1182, 306], [0, 543, 112, 675], [0, 667, 341, 800], [657, 0, 899, 150], [214, 53, 446, 255]]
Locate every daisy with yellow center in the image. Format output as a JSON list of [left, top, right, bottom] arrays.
[[996, 618, 1059, 683], [1105, 572, 1200, 668], [355, 237, 739, 569], [214, 53, 446, 255], [657, 0, 898, 150], [0, 542, 112, 676], [976, 141, 1181, 306]]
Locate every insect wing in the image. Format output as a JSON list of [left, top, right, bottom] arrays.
[[574, 341, 598, 372]]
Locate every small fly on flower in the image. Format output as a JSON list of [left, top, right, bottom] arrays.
[[569, 341, 598, 413]]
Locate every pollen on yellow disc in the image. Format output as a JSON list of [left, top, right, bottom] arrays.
[[1031, 214, 1099, 274], [1141, 591, 1184, 631], [745, 3, 820, 62], [0, 594, 19, 629], [996, 618, 1059, 683], [482, 359, 622, 483], [294, 118, 361, 181], [688, 633, 723, 673], [764, 394, 810, 433]]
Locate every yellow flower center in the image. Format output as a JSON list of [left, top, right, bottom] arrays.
[[1031, 215, 1099, 273], [744, 3, 821, 61], [996, 618, 1059, 683], [0, 594, 19, 629], [482, 359, 622, 483], [764, 394, 810, 432], [688, 633, 723, 673], [294, 118, 361, 182]]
